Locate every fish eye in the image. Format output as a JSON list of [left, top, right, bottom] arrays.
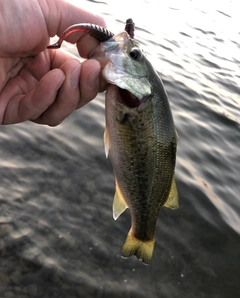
[[129, 48, 142, 61]]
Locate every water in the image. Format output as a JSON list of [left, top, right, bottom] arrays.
[[0, 1, 239, 297]]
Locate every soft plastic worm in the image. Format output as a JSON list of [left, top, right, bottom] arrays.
[[47, 23, 115, 49]]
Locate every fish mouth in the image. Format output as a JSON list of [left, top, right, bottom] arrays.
[[108, 85, 140, 108]]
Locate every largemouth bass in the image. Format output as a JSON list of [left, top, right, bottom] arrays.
[[47, 21, 178, 264], [90, 31, 179, 264]]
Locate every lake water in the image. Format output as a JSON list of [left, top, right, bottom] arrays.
[[0, 1, 239, 297]]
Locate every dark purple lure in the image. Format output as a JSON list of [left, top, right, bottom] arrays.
[[47, 19, 135, 49]]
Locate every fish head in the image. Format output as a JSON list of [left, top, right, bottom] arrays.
[[89, 31, 153, 110]]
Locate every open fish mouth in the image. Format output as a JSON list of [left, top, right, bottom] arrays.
[[106, 84, 151, 113], [107, 84, 151, 113], [114, 86, 140, 108]]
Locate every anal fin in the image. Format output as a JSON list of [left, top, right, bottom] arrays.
[[113, 179, 128, 220]]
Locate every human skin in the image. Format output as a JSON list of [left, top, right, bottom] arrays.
[[0, 0, 107, 126]]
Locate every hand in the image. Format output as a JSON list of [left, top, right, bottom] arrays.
[[0, 0, 106, 126]]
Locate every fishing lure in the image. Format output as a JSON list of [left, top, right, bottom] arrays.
[[47, 24, 114, 48], [47, 19, 135, 48]]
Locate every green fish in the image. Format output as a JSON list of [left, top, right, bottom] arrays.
[[90, 31, 179, 264]]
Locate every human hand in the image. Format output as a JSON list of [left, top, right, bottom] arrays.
[[0, 0, 106, 126]]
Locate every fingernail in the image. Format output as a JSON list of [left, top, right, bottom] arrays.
[[70, 64, 81, 89], [87, 66, 100, 90]]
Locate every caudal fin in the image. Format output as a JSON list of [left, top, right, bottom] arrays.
[[120, 230, 155, 265]]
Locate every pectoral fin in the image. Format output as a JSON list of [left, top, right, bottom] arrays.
[[163, 177, 179, 210], [104, 127, 110, 158], [113, 179, 128, 220]]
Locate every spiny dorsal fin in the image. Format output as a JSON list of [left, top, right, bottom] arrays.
[[113, 179, 128, 220], [163, 177, 179, 209], [104, 128, 110, 158]]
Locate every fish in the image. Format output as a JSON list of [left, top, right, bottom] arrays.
[[89, 31, 179, 264], [47, 21, 179, 264]]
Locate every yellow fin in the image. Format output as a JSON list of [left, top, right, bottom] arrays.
[[163, 177, 179, 209], [104, 127, 110, 158], [120, 229, 155, 265], [113, 180, 128, 220]]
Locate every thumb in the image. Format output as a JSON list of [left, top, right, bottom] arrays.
[[42, 1, 106, 38]]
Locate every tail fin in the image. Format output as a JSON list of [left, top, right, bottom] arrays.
[[120, 229, 155, 265]]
